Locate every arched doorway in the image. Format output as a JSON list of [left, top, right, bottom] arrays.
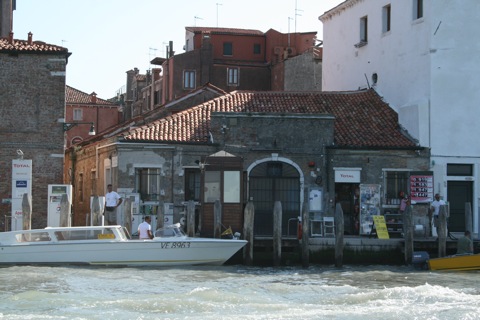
[[249, 161, 301, 237]]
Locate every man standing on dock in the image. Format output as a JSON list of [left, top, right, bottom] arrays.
[[430, 193, 445, 237], [104, 184, 123, 225]]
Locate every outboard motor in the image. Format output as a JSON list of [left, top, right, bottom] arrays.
[[412, 251, 430, 270]]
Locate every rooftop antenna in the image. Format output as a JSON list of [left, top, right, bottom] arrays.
[[288, 17, 293, 47], [194, 16, 203, 27], [216, 3, 223, 27], [295, 0, 303, 33], [61, 39, 67, 47], [149, 47, 157, 67]]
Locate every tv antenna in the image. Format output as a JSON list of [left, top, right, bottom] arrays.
[[194, 16, 203, 26], [216, 3, 222, 27]]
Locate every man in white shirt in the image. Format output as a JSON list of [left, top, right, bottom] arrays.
[[430, 193, 446, 237], [104, 184, 122, 225], [138, 216, 153, 239]]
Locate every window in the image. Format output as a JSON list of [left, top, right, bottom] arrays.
[[413, 0, 423, 20], [223, 42, 233, 56], [384, 170, 409, 204], [183, 70, 196, 89], [253, 43, 261, 54], [360, 16, 368, 42], [382, 4, 391, 33], [204, 171, 221, 202], [135, 168, 161, 201], [224, 171, 240, 203], [227, 68, 239, 86], [185, 169, 201, 201], [447, 164, 473, 176], [73, 109, 83, 121]]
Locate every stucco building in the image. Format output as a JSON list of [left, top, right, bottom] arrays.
[[320, 0, 479, 234]]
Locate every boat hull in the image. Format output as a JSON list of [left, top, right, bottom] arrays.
[[0, 226, 247, 267], [428, 254, 480, 271]]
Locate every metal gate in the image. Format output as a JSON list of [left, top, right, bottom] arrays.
[[249, 161, 300, 237]]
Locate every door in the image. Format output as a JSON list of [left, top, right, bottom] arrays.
[[249, 162, 300, 237], [447, 181, 473, 232]]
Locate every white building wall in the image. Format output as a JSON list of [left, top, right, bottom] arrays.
[[320, 0, 480, 235]]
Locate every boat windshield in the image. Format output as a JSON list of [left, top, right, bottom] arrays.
[[54, 228, 117, 241], [15, 232, 51, 242], [154, 223, 186, 238]]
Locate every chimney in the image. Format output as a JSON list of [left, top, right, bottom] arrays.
[[90, 92, 97, 104], [169, 41, 174, 58], [27, 32, 32, 45], [8, 31, 13, 44], [152, 68, 161, 81], [0, 0, 14, 38]]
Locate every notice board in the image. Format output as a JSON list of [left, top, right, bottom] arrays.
[[372, 215, 390, 239]]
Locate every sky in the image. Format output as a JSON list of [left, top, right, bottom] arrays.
[[13, 0, 343, 99]]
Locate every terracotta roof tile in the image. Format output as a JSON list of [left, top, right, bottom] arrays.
[[121, 90, 417, 148], [0, 37, 68, 53], [66, 85, 116, 106]]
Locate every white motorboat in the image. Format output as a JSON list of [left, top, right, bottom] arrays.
[[0, 224, 247, 267]]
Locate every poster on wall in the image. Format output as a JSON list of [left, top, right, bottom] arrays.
[[409, 171, 434, 203], [359, 184, 381, 235]]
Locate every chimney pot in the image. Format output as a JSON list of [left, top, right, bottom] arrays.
[[28, 32, 33, 45], [90, 92, 97, 104], [8, 31, 13, 44]]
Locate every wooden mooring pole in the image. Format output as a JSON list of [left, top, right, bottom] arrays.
[[404, 205, 413, 265], [437, 205, 447, 257], [301, 202, 309, 268], [273, 201, 282, 267], [334, 203, 344, 268], [186, 200, 196, 237], [21, 193, 32, 230], [243, 201, 255, 266], [465, 202, 473, 233]]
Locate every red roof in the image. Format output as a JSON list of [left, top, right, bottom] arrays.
[[66, 86, 116, 106], [121, 90, 417, 148], [0, 37, 68, 53]]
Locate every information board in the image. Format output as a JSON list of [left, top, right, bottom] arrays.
[[372, 215, 390, 239], [409, 172, 434, 203]]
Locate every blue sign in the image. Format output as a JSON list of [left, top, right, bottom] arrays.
[[16, 180, 27, 188]]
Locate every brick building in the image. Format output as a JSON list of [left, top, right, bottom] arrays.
[[64, 89, 430, 238], [121, 27, 319, 122], [65, 85, 120, 148], [0, 31, 70, 229]]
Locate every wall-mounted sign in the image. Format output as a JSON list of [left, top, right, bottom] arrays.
[[334, 168, 361, 183], [410, 172, 434, 203]]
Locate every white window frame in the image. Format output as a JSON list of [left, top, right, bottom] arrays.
[[360, 16, 368, 43], [183, 70, 196, 89], [382, 4, 391, 34], [227, 68, 239, 86], [413, 0, 423, 20], [73, 108, 83, 121]]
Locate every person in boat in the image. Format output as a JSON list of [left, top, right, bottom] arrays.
[[456, 230, 473, 254], [138, 216, 154, 239], [104, 184, 123, 225]]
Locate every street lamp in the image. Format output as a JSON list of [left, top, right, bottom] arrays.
[[63, 122, 96, 135]]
